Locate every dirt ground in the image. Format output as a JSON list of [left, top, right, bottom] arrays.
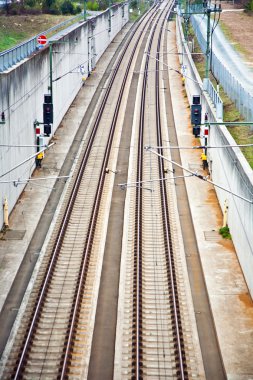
[[218, 1, 253, 63]]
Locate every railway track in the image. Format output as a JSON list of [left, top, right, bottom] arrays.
[[114, 1, 203, 379], [0, 2, 207, 379], [0, 5, 160, 379]]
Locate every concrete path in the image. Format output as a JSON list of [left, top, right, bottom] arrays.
[[168, 20, 253, 379]]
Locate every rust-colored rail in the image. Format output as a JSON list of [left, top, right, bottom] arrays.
[[132, 2, 188, 378], [11, 7, 157, 380], [155, 6, 187, 379]]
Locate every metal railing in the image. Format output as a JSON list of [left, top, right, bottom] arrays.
[[203, 77, 223, 120], [0, 13, 83, 72], [191, 15, 253, 122]]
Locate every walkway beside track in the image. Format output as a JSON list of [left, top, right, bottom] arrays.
[[167, 20, 253, 379], [0, 22, 132, 360]]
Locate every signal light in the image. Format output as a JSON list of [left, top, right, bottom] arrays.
[[43, 103, 53, 124], [191, 104, 202, 125], [44, 124, 51, 136], [193, 126, 200, 137], [44, 94, 52, 104]]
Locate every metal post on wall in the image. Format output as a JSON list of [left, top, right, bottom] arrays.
[[84, 0, 87, 21], [108, 0, 112, 32], [205, 8, 211, 79], [49, 42, 53, 103]]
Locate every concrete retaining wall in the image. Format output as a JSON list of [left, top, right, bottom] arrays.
[[176, 15, 253, 297], [0, 3, 128, 228]]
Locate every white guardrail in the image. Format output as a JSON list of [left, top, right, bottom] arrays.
[[176, 14, 253, 298]]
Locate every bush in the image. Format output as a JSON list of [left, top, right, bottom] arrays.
[[42, 0, 61, 14], [60, 0, 74, 14], [60, 0, 81, 14], [130, 0, 137, 8], [87, 1, 99, 11], [245, 0, 253, 11], [219, 226, 231, 239], [75, 4, 82, 13]]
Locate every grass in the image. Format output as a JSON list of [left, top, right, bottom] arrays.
[[219, 20, 249, 58], [0, 31, 27, 51], [0, 14, 76, 52], [129, 3, 149, 22], [189, 23, 253, 168]]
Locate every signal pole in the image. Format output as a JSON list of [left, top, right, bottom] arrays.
[[84, 0, 87, 21], [204, 3, 221, 79], [180, 1, 222, 80]]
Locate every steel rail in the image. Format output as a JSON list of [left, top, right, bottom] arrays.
[[12, 6, 157, 380], [132, 7, 165, 379], [155, 4, 187, 379], [59, 10, 159, 379]]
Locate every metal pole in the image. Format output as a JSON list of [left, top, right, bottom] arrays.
[[205, 8, 211, 79], [108, 0, 112, 32], [84, 0, 87, 21], [49, 42, 53, 103]]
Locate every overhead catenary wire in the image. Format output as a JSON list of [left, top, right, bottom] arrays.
[[118, 174, 194, 189], [150, 143, 253, 149], [0, 144, 49, 148], [0, 175, 70, 185], [145, 51, 203, 86], [0, 143, 55, 179], [145, 146, 253, 204]]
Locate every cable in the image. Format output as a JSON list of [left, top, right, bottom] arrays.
[[145, 51, 203, 86], [150, 143, 253, 149], [0, 143, 55, 179], [145, 147, 253, 203], [0, 175, 70, 185], [2, 72, 49, 115]]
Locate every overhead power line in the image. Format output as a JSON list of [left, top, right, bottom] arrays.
[[145, 146, 253, 204], [0, 143, 55, 179], [150, 143, 253, 150]]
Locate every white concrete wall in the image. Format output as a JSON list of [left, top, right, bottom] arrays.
[[0, 3, 129, 229], [176, 15, 253, 297]]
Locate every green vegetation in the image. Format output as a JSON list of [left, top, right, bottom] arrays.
[[1, 0, 82, 15], [0, 14, 76, 51], [245, 0, 253, 11], [188, 23, 253, 168], [87, 1, 99, 11], [219, 20, 249, 58], [219, 226, 232, 239], [0, 31, 27, 51], [129, 0, 150, 22]]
